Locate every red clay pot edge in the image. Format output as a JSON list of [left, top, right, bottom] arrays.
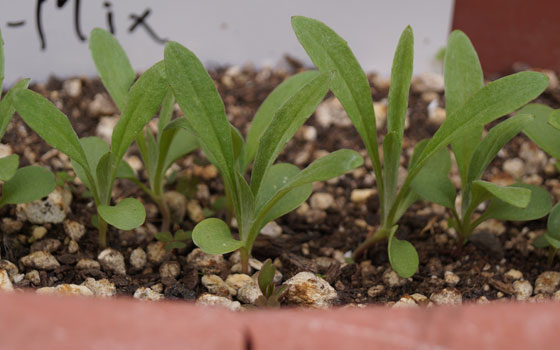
[[1, 291, 559, 350]]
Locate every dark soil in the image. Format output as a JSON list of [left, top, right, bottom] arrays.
[[2, 63, 560, 306]]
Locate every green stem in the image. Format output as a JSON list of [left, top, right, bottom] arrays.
[[352, 227, 392, 261], [98, 216, 108, 248], [156, 196, 171, 233]]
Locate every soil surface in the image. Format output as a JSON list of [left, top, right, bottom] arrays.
[[2, 62, 560, 307]]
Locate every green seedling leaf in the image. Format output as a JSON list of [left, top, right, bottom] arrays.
[[241, 71, 319, 171], [155, 231, 173, 242], [468, 113, 534, 182], [116, 159, 136, 179], [174, 229, 192, 241], [409, 72, 548, 181], [256, 163, 312, 228], [547, 203, 560, 240], [165, 241, 187, 251], [0, 166, 55, 207], [521, 104, 560, 159], [384, 27, 413, 208], [192, 218, 244, 255], [164, 42, 236, 194], [0, 79, 30, 139], [231, 125, 244, 162], [0, 29, 4, 93], [89, 28, 136, 111], [111, 61, 168, 162], [0, 154, 18, 181], [258, 259, 276, 296], [548, 109, 560, 130], [98, 198, 146, 230], [471, 180, 530, 208], [387, 226, 418, 278], [162, 129, 199, 172], [251, 71, 330, 193], [544, 233, 560, 250], [13, 89, 89, 169], [444, 30, 484, 187], [157, 89, 175, 139], [291, 16, 382, 194], [533, 234, 550, 249], [483, 184, 551, 221], [382, 132, 401, 209], [71, 136, 109, 189], [95, 152, 113, 201], [410, 146, 455, 209]]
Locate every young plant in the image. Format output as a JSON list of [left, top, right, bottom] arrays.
[[155, 229, 191, 251], [292, 16, 549, 277], [89, 28, 199, 232], [164, 41, 363, 273], [254, 259, 287, 308], [13, 61, 168, 248], [410, 30, 552, 249], [0, 29, 55, 210], [520, 103, 560, 264]]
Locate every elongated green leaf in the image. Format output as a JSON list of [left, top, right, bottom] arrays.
[[0, 79, 30, 139], [98, 198, 146, 230], [409, 72, 548, 182], [471, 180, 530, 208], [255, 163, 312, 229], [71, 136, 109, 189], [259, 259, 275, 296], [111, 61, 168, 161], [116, 159, 136, 179], [95, 152, 113, 202], [0, 154, 18, 181], [251, 71, 330, 192], [13, 89, 88, 169], [544, 233, 560, 249], [192, 218, 244, 255], [521, 104, 560, 159], [410, 146, 455, 209], [164, 42, 235, 191], [385, 27, 413, 208], [534, 234, 550, 249], [162, 128, 199, 172], [382, 132, 401, 210], [89, 28, 135, 111], [548, 109, 560, 130], [387, 226, 418, 278], [231, 125, 244, 162], [482, 184, 551, 221], [547, 203, 560, 239], [157, 88, 175, 140], [0, 166, 55, 207], [235, 171, 255, 240], [291, 16, 383, 196], [241, 71, 319, 171], [444, 30, 485, 187], [0, 29, 4, 93], [468, 113, 534, 183]]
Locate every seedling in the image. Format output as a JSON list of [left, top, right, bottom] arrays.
[[89, 28, 199, 232], [292, 16, 548, 277], [13, 59, 168, 247], [164, 41, 363, 273], [254, 259, 287, 308], [411, 30, 552, 249], [521, 103, 560, 264], [155, 229, 192, 251], [0, 29, 55, 210]]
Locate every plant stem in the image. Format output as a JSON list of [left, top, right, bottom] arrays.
[[352, 227, 391, 261], [98, 217, 108, 248], [158, 196, 171, 233], [240, 247, 250, 274]]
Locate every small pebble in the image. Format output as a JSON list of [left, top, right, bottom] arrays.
[[187, 248, 228, 275], [68, 240, 79, 254], [159, 261, 181, 279], [30, 238, 61, 253], [350, 189, 377, 203], [37, 284, 93, 297], [75, 258, 100, 270], [283, 272, 337, 308], [25, 270, 41, 285], [202, 275, 236, 298], [82, 278, 116, 297], [16, 187, 71, 224], [309, 192, 335, 210], [0, 269, 14, 292], [260, 221, 282, 238], [146, 242, 169, 265], [429, 288, 462, 305], [534, 271, 560, 294], [513, 280, 533, 301], [503, 158, 525, 178], [367, 285, 385, 298], [133, 287, 164, 301], [382, 268, 408, 287], [98, 248, 126, 275], [63, 220, 86, 242], [31, 226, 48, 240], [20, 251, 60, 270], [130, 248, 147, 269], [505, 269, 523, 280], [444, 271, 460, 287]]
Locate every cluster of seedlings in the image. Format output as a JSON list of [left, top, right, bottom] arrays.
[[1, 16, 559, 305]]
